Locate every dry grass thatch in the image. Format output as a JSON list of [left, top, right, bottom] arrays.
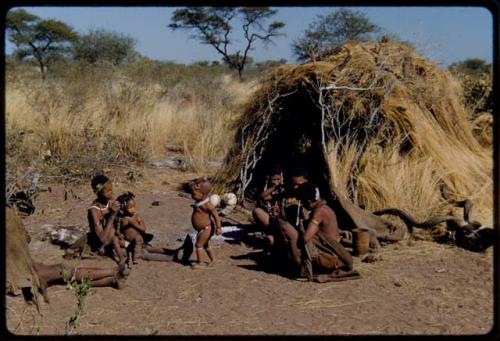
[[214, 38, 492, 229]]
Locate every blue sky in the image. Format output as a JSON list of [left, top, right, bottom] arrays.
[[5, 6, 493, 66]]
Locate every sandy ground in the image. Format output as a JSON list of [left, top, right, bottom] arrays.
[[5, 168, 495, 336]]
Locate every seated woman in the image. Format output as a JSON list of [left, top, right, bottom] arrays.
[[86, 174, 127, 265]]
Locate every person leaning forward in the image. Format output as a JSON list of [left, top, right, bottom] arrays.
[[296, 183, 360, 283]]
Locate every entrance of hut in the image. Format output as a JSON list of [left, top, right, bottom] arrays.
[[245, 90, 336, 206], [244, 88, 355, 229]]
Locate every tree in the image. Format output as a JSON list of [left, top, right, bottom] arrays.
[[223, 54, 254, 68], [449, 58, 491, 76], [6, 9, 78, 79], [448, 58, 492, 115], [169, 7, 285, 80], [292, 9, 381, 62], [72, 29, 137, 65]]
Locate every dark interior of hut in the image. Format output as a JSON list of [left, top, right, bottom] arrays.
[[244, 90, 356, 229]]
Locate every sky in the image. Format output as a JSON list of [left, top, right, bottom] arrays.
[[4, 6, 493, 66]]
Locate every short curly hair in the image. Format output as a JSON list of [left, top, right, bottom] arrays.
[[116, 191, 136, 207], [91, 174, 110, 193]]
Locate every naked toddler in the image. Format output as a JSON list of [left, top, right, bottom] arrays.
[[188, 177, 222, 268]]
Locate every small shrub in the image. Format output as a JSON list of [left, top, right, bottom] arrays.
[[62, 268, 93, 333]]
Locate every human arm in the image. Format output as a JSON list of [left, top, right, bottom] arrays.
[[89, 201, 119, 245], [303, 210, 322, 243], [124, 214, 146, 233], [301, 207, 310, 221], [206, 203, 222, 235], [259, 184, 278, 201]]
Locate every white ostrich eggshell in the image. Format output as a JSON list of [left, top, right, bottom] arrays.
[[223, 192, 237, 206], [209, 194, 221, 207]]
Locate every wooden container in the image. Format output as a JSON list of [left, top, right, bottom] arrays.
[[352, 228, 370, 256]]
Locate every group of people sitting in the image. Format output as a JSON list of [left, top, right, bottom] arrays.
[[77, 174, 193, 266], [251, 165, 359, 282], [7, 165, 360, 306]]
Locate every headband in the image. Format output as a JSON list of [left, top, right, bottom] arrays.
[[94, 180, 111, 194]]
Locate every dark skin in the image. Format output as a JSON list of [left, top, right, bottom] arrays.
[[119, 200, 146, 242], [117, 200, 147, 265], [88, 182, 127, 265], [302, 199, 341, 243], [271, 175, 311, 263], [291, 175, 307, 190], [280, 198, 342, 271], [34, 262, 127, 302], [117, 198, 186, 263], [9, 203, 127, 304], [190, 182, 222, 267], [303, 198, 347, 271], [252, 173, 283, 229]]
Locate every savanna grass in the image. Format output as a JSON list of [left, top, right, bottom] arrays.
[[6, 61, 257, 181]]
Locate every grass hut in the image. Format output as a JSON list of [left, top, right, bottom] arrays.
[[215, 38, 492, 237]]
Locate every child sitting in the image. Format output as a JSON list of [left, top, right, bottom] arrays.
[[188, 177, 222, 268], [116, 191, 193, 264], [252, 165, 286, 247], [116, 192, 154, 266]]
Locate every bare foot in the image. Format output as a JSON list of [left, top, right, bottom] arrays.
[[117, 262, 131, 277], [38, 277, 50, 303], [191, 262, 214, 270], [114, 269, 128, 289]]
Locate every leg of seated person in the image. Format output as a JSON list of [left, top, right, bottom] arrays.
[[72, 267, 116, 281], [253, 207, 270, 228], [132, 235, 144, 264], [278, 220, 301, 266], [143, 245, 177, 255], [88, 277, 116, 287]]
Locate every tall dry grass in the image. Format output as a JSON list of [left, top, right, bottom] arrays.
[[6, 62, 257, 180], [327, 124, 493, 226]]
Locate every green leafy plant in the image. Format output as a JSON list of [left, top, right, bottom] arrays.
[[62, 268, 93, 333]]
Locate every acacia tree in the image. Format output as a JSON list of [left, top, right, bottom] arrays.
[[72, 29, 137, 65], [169, 7, 285, 80], [6, 9, 78, 79], [292, 9, 381, 62]]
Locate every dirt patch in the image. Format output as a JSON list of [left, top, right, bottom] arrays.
[[5, 168, 494, 336]]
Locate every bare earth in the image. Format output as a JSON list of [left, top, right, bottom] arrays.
[[6, 168, 494, 336]]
